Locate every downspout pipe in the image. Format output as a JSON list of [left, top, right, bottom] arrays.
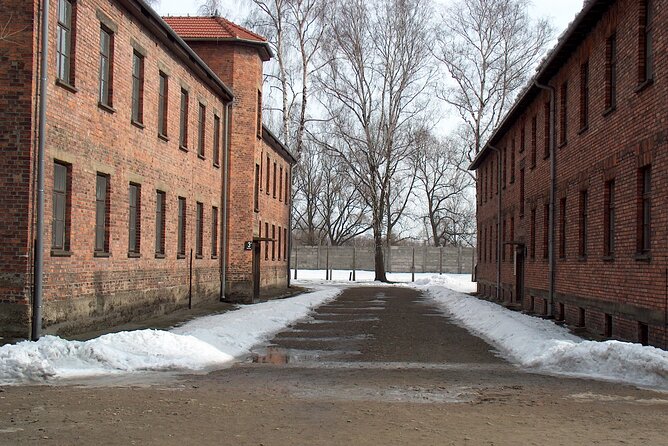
[[487, 145, 502, 303], [33, 0, 50, 340], [220, 103, 231, 301], [287, 167, 292, 288], [534, 79, 556, 317]]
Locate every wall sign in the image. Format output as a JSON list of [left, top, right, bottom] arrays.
[[244, 241, 254, 251]]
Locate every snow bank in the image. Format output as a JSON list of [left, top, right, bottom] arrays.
[[418, 278, 668, 390], [0, 287, 339, 386], [292, 269, 475, 290]]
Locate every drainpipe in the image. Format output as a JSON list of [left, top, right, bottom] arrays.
[[32, 0, 50, 340], [287, 166, 292, 288], [487, 145, 502, 303], [534, 79, 556, 317], [220, 102, 231, 301]]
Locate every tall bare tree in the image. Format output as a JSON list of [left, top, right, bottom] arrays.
[[197, 0, 224, 16], [435, 0, 553, 161], [412, 129, 475, 247], [317, 0, 434, 281]]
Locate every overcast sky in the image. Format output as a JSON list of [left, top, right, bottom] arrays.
[[155, 0, 585, 39]]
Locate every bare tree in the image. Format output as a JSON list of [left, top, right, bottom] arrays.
[[435, 0, 553, 162], [412, 129, 475, 247], [292, 136, 326, 245], [317, 0, 434, 281], [197, 0, 224, 16]]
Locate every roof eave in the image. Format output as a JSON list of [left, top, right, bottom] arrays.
[[262, 125, 298, 165]]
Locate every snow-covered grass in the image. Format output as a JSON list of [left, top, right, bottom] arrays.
[[0, 287, 340, 386], [297, 271, 668, 390]]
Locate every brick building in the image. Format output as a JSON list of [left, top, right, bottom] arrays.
[[470, 0, 667, 348], [0, 0, 294, 340]]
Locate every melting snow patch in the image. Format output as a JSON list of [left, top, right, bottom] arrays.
[[416, 277, 668, 390], [0, 287, 339, 386]]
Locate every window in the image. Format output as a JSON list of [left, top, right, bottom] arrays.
[[605, 33, 617, 110], [284, 227, 288, 260], [155, 190, 166, 256], [265, 155, 270, 194], [502, 147, 507, 186], [95, 173, 110, 254], [510, 216, 514, 260], [272, 224, 276, 260], [254, 163, 260, 212], [198, 103, 206, 158], [638, 166, 651, 255], [530, 208, 536, 259], [128, 183, 141, 255], [264, 222, 269, 260], [196, 202, 203, 257], [604, 314, 612, 337], [131, 51, 144, 124], [278, 226, 282, 260], [519, 168, 525, 217], [543, 101, 550, 158], [604, 180, 615, 257], [256, 90, 262, 138], [520, 126, 525, 153], [279, 166, 283, 201], [52, 162, 71, 252], [158, 72, 168, 137], [273, 162, 277, 198], [285, 169, 290, 206], [559, 197, 566, 258], [213, 114, 220, 166], [179, 88, 189, 148], [578, 190, 588, 258], [531, 115, 537, 168], [56, 0, 75, 85], [639, 0, 653, 84], [638, 322, 649, 346], [98, 26, 113, 107], [502, 219, 507, 262], [177, 197, 186, 257], [559, 81, 567, 145], [211, 206, 218, 258], [543, 203, 549, 259], [579, 61, 589, 130]]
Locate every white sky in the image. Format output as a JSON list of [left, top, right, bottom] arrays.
[[155, 0, 585, 39]]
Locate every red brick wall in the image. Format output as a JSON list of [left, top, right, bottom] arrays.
[[23, 0, 227, 337], [0, 0, 38, 337], [188, 41, 291, 300], [475, 0, 668, 348]]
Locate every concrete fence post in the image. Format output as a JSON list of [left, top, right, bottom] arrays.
[[439, 247, 443, 275], [294, 246, 298, 280], [411, 247, 415, 282], [326, 246, 330, 280], [352, 246, 356, 281], [457, 245, 462, 274]]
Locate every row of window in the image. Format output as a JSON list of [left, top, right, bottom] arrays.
[[479, 165, 653, 263], [56, 0, 226, 167], [259, 221, 288, 262], [52, 161, 220, 259], [479, 0, 655, 206], [254, 155, 291, 212]]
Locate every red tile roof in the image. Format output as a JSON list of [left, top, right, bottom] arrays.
[[163, 16, 267, 43]]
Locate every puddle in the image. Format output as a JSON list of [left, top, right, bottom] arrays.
[[250, 347, 361, 365]]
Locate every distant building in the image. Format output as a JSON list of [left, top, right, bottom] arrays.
[[0, 0, 295, 340], [470, 0, 667, 348]]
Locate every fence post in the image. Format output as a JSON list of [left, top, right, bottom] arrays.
[[411, 247, 415, 282], [439, 246, 443, 275], [352, 246, 356, 281], [457, 245, 462, 274], [326, 246, 330, 280], [294, 246, 298, 279]]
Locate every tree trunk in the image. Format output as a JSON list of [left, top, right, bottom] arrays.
[[373, 224, 387, 282]]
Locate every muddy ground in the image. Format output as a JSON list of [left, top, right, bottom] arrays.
[[1, 286, 666, 445]]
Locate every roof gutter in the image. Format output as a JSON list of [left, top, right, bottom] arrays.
[[534, 79, 556, 318]]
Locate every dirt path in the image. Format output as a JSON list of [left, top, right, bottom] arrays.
[[1, 286, 666, 445]]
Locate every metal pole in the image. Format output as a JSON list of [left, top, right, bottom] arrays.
[[411, 247, 415, 283], [189, 248, 193, 309], [32, 0, 50, 341], [220, 103, 231, 301]]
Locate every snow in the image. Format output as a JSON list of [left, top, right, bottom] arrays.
[[0, 287, 339, 386], [413, 275, 668, 390]]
